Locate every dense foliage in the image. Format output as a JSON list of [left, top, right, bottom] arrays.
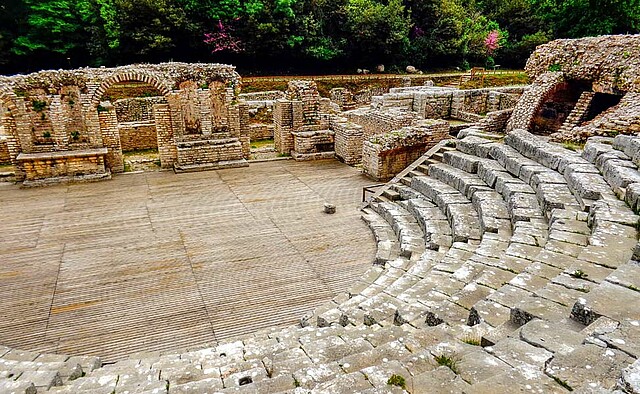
[[1, 0, 639, 74]]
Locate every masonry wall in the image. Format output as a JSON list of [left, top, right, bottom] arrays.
[[114, 97, 166, 123], [345, 108, 415, 138], [249, 124, 274, 140], [118, 123, 158, 151], [0, 137, 11, 163], [362, 119, 450, 181], [332, 117, 364, 165]]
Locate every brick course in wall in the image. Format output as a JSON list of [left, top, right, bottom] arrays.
[[118, 122, 158, 151], [362, 119, 450, 181]]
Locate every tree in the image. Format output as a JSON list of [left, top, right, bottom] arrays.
[[531, 0, 640, 37], [344, 0, 412, 66], [12, 0, 95, 68]]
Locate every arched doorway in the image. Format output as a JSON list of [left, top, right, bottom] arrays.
[[91, 71, 172, 173]]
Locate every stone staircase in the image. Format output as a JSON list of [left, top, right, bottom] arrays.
[[556, 91, 595, 135], [2, 129, 640, 393]]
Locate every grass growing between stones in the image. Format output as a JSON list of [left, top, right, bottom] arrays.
[[462, 336, 481, 346], [250, 138, 274, 149], [434, 354, 459, 374], [562, 141, 585, 152], [570, 269, 588, 279], [387, 374, 407, 389]]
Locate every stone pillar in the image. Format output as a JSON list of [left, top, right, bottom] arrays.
[[154, 103, 176, 169], [274, 99, 294, 154], [48, 95, 67, 148], [167, 93, 185, 142], [98, 102, 124, 173]]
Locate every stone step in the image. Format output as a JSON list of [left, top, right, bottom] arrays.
[[371, 201, 426, 260], [361, 207, 401, 265], [410, 176, 482, 242]]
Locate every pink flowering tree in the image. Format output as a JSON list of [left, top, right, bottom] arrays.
[[204, 20, 243, 54], [484, 30, 500, 54], [483, 29, 502, 68]]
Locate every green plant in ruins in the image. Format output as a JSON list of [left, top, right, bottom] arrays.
[[32, 99, 47, 112]]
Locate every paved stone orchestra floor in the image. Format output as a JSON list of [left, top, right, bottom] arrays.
[[0, 160, 376, 362]]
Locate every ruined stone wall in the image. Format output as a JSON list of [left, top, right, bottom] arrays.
[[345, 108, 416, 138], [506, 72, 565, 132], [477, 109, 514, 134], [248, 124, 274, 140], [118, 123, 158, 151], [559, 93, 640, 142], [239, 91, 285, 101], [362, 119, 450, 180], [291, 130, 335, 160], [0, 137, 11, 163], [17, 148, 109, 185], [0, 62, 245, 182], [525, 35, 640, 94], [332, 117, 364, 165], [114, 97, 166, 123]]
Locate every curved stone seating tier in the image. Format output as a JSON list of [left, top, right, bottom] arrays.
[[3, 129, 640, 393]]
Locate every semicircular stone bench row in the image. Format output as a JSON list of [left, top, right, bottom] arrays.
[[3, 131, 640, 394]]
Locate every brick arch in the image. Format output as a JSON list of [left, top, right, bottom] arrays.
[[90, 71, 172, 106]]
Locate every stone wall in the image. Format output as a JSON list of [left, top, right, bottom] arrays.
[[248, 124, 274, 140], [291, 130, 335, 160], [362, 119, 450, 181], [118, 122, 158, 151], [174, 139, 247, 172], [506, 72, 565, 132], [374, 85, 525, 120], [557, 93, 640, 142], [17, 148, 110, 186], [239, 91, 285, 101], [0, 136, 10, 164], [332, 117, 364, 165], [273, 81, 332, 160], [114, 97, 166, 123], [525, 35, 640, 94], [345, 108, 416, 138]]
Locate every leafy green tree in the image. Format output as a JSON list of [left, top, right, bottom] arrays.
[[345, 0, 412, 66], [531, 0, 640, 37], [12, 0, 95, 67]]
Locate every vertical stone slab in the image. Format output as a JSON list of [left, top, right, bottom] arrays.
[[154, 103, 176, 169], [97, 103, 124, 173], [274, 99, 293, 154], [167, 93, 185, 142], [198, 89, 212, 135], [48, 95, 67, 148]]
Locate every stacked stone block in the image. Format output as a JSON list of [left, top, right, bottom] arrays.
[[117, 123, 158, 151], [362, 119, 450, 180], [332, 117, 364, 165]]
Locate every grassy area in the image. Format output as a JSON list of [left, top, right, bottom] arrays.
[[123, 148, 159, 157], [250, 138, 274, 149]]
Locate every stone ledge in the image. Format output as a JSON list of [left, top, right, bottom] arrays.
[[291, 151, 335, 161], [173, 159, 249, 173], [17, 148, 108, 161], [21, 171, 112, 188]]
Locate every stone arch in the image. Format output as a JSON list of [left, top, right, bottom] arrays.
[[506, 72, 566, 133], [90, 70, 172, 107]]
